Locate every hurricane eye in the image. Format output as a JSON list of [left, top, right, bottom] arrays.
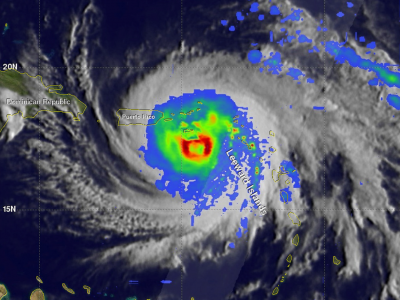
[[181, 134, 213, 162]]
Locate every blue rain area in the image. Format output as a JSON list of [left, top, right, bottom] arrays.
[[313, 106, 325, 110], [298, 34, 312, 43], [280, 187, 293, 204], [250, 3, 259, 12], [270, 5, 281, 15], [280, 160, 301, 188], [281, 9, 303, 23], [229, 26, 235, 31], [228, 242, 235, 249], [161, 280, 172, 284], [325, 41, 400, 88], [347, 2, 354, 7], [222, 207, 227, 212], [359, 36, 365, 42], [236, 227, 242, 238], [270, 31, 273, 42], [263, 52, 283, 74], [337, 12, 344, 17], [387, 95, 400, 110], [191, 215, 194, 226], [258, 14, 264, 20], [241, 217, 248, 229], [236, 12, 245, 21], [240, 199, 248, 212], [227, 191, 239, 200], [280, 28, 286, 32], [248, 49, 263, 64], [277, 35, 296, 46], [313, 46, 320, 53], [307, 78, 315, 83], [341, 32, 349, 44], [367, 42, 376, 49], [360, 182, 363, 185], [221, 20, 228, 26], [286, 68, 305, 80], [368, 78, 380, 86], [317, 26, 321, 31], [251, 43, 258, 46]]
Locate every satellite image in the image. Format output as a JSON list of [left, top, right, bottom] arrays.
[[1, 0, 400, 299]]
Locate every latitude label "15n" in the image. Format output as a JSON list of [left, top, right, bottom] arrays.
[[3, 206, 16, 212]]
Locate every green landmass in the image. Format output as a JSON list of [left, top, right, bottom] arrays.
[[44, 91, 87, 113], [0, 69, 87, 132], [0, 70, 29, 95]]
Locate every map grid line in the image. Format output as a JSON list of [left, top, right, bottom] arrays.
[[180, 0, 184, 297], [38, 0, 42, 287], [323, 0, 327, 299]]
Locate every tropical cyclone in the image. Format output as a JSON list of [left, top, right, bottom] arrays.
[[226, 148, 267, 215]]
